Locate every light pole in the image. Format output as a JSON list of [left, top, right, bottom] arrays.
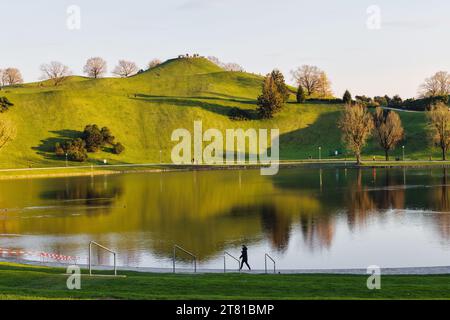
[[65, 152, 68, 167], [318, 146, 322, 161], [402, 145, 405, 161]]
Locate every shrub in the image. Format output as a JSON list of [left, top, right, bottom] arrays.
[[82, 124, 104, 152], [54, 138, 88, 162], [54, 142, 65, 157], [101, 126, 115, 144], [113, 142, 125, 154], [0, 97, 13, 113]]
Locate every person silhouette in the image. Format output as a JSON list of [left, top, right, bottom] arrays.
[[239, 245, 251, 271]]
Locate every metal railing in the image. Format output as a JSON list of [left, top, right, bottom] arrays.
[[223, 251, 240, 273], [89, 241, 117, 276], [265, 253, 276, 274], [173, 245, 197, 273]]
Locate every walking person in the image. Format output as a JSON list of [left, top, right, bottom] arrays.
[[239, 245, 251, 271]]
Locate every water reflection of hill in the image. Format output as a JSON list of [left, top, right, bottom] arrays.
[[0, 168, 449, 262]]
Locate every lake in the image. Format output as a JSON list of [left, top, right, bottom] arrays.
[[0, 167, 449, 270]]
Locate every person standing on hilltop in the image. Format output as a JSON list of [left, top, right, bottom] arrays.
[[239, 245, 251, 271]]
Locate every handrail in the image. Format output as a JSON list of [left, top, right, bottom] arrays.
[[265, 253, 276, 274], [173, 245, 197, 273], [89, 241, 117, 276], [223, 251, 240, 273]]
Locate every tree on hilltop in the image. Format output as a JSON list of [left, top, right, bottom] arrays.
[[84, 57, 107, 78]]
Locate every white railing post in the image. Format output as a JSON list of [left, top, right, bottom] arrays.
[[173, 245, 197, 273], [223, 251, 240, 273], [89, 241, 118, 276], [264, 253, 276, 274]]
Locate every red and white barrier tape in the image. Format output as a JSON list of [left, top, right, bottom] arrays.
[[0, 247, 79, 262]]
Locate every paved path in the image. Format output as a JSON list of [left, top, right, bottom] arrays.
[[3, 258, 450, 275]]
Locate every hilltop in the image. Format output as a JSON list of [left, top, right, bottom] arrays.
[[0, 57, 435, 169]]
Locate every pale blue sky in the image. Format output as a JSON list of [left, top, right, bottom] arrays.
[[0, 0, 449, 97]]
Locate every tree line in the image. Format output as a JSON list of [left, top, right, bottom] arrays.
[[0, 57, 164, 88], [339, 101, 450, 163]]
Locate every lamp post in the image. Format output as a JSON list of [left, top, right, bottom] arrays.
[[318, 146, 322, 161], [402, 145, 405, 161], [65, 152, 68, 167]]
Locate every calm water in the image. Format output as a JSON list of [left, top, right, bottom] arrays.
[[0, 167, 450, 269]]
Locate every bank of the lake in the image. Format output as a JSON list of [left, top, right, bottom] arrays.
[[3, 160, 450, 180], [0, 262, 449, 300]]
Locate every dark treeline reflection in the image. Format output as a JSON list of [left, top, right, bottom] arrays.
[[0, 168, 450, 262]]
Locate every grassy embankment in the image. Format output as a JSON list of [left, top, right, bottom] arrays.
[[0, 263, 449, 300], [0, 57, 442, 176]]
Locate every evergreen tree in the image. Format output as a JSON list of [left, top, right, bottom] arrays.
[[270, 69, 290, 103], [343, 90, 352, 105], [257, 74, 284, 119], [296, 85, 306, 103]]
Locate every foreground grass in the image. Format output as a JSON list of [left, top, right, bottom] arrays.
[[0, 263, 449, 300]]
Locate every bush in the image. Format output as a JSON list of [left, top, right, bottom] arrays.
[[101, 127, 115, 145], [228, 107, 252, 121], [82, 124, 104, 152], [54, 142, 65, 157], [54, 138, 88, 162], [113, 142, 125, 154], [68, 149, 88, 162], [0, 97, 13, 113]]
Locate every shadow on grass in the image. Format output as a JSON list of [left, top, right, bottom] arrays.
[[130, 94, 258, 118], [32, 129, 82, 161]]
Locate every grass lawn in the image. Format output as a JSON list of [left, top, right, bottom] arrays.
[[0, 263, 449, 300]]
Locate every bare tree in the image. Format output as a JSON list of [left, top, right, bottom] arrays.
[[148, 59, 162, 69], [223, 62, 244, 72], [207, 56, 222, 66], [419, 71, 450, 98], [83, 57, 107, 78], [0, 117, 16, 151], [338, 104, 374, 164], [113, 60, 138, 78], [291, 65, 332, 97], [40, 61, 72, 86], [427, 102, 450, 160], [2, 68, 23, 86], [207, 56, 244, 71], [0, 69, 5, 89], [373, 107, 404, 160]]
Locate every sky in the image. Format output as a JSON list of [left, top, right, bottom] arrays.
[[0, 0, 449, 98]]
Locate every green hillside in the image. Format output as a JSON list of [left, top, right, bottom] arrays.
[[0, 57, 436, 169]]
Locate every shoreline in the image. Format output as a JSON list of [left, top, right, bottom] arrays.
[[2, 258, 450, 275], [2, 160, 450, 180]]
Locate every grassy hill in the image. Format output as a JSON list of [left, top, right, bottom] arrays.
[[0, 57, 436, 169]]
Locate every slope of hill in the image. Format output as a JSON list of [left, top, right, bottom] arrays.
[[0, 57, 435, 169]]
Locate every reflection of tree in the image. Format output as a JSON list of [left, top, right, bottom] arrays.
[[299, 214, 335, 249], [346, 169, 376, 229], [346, 169, 406, 229], [371, 170, 405, 210], [260, 204, 291, 252], [431, 168, 450, 240], [39, 176, 123, 211]]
